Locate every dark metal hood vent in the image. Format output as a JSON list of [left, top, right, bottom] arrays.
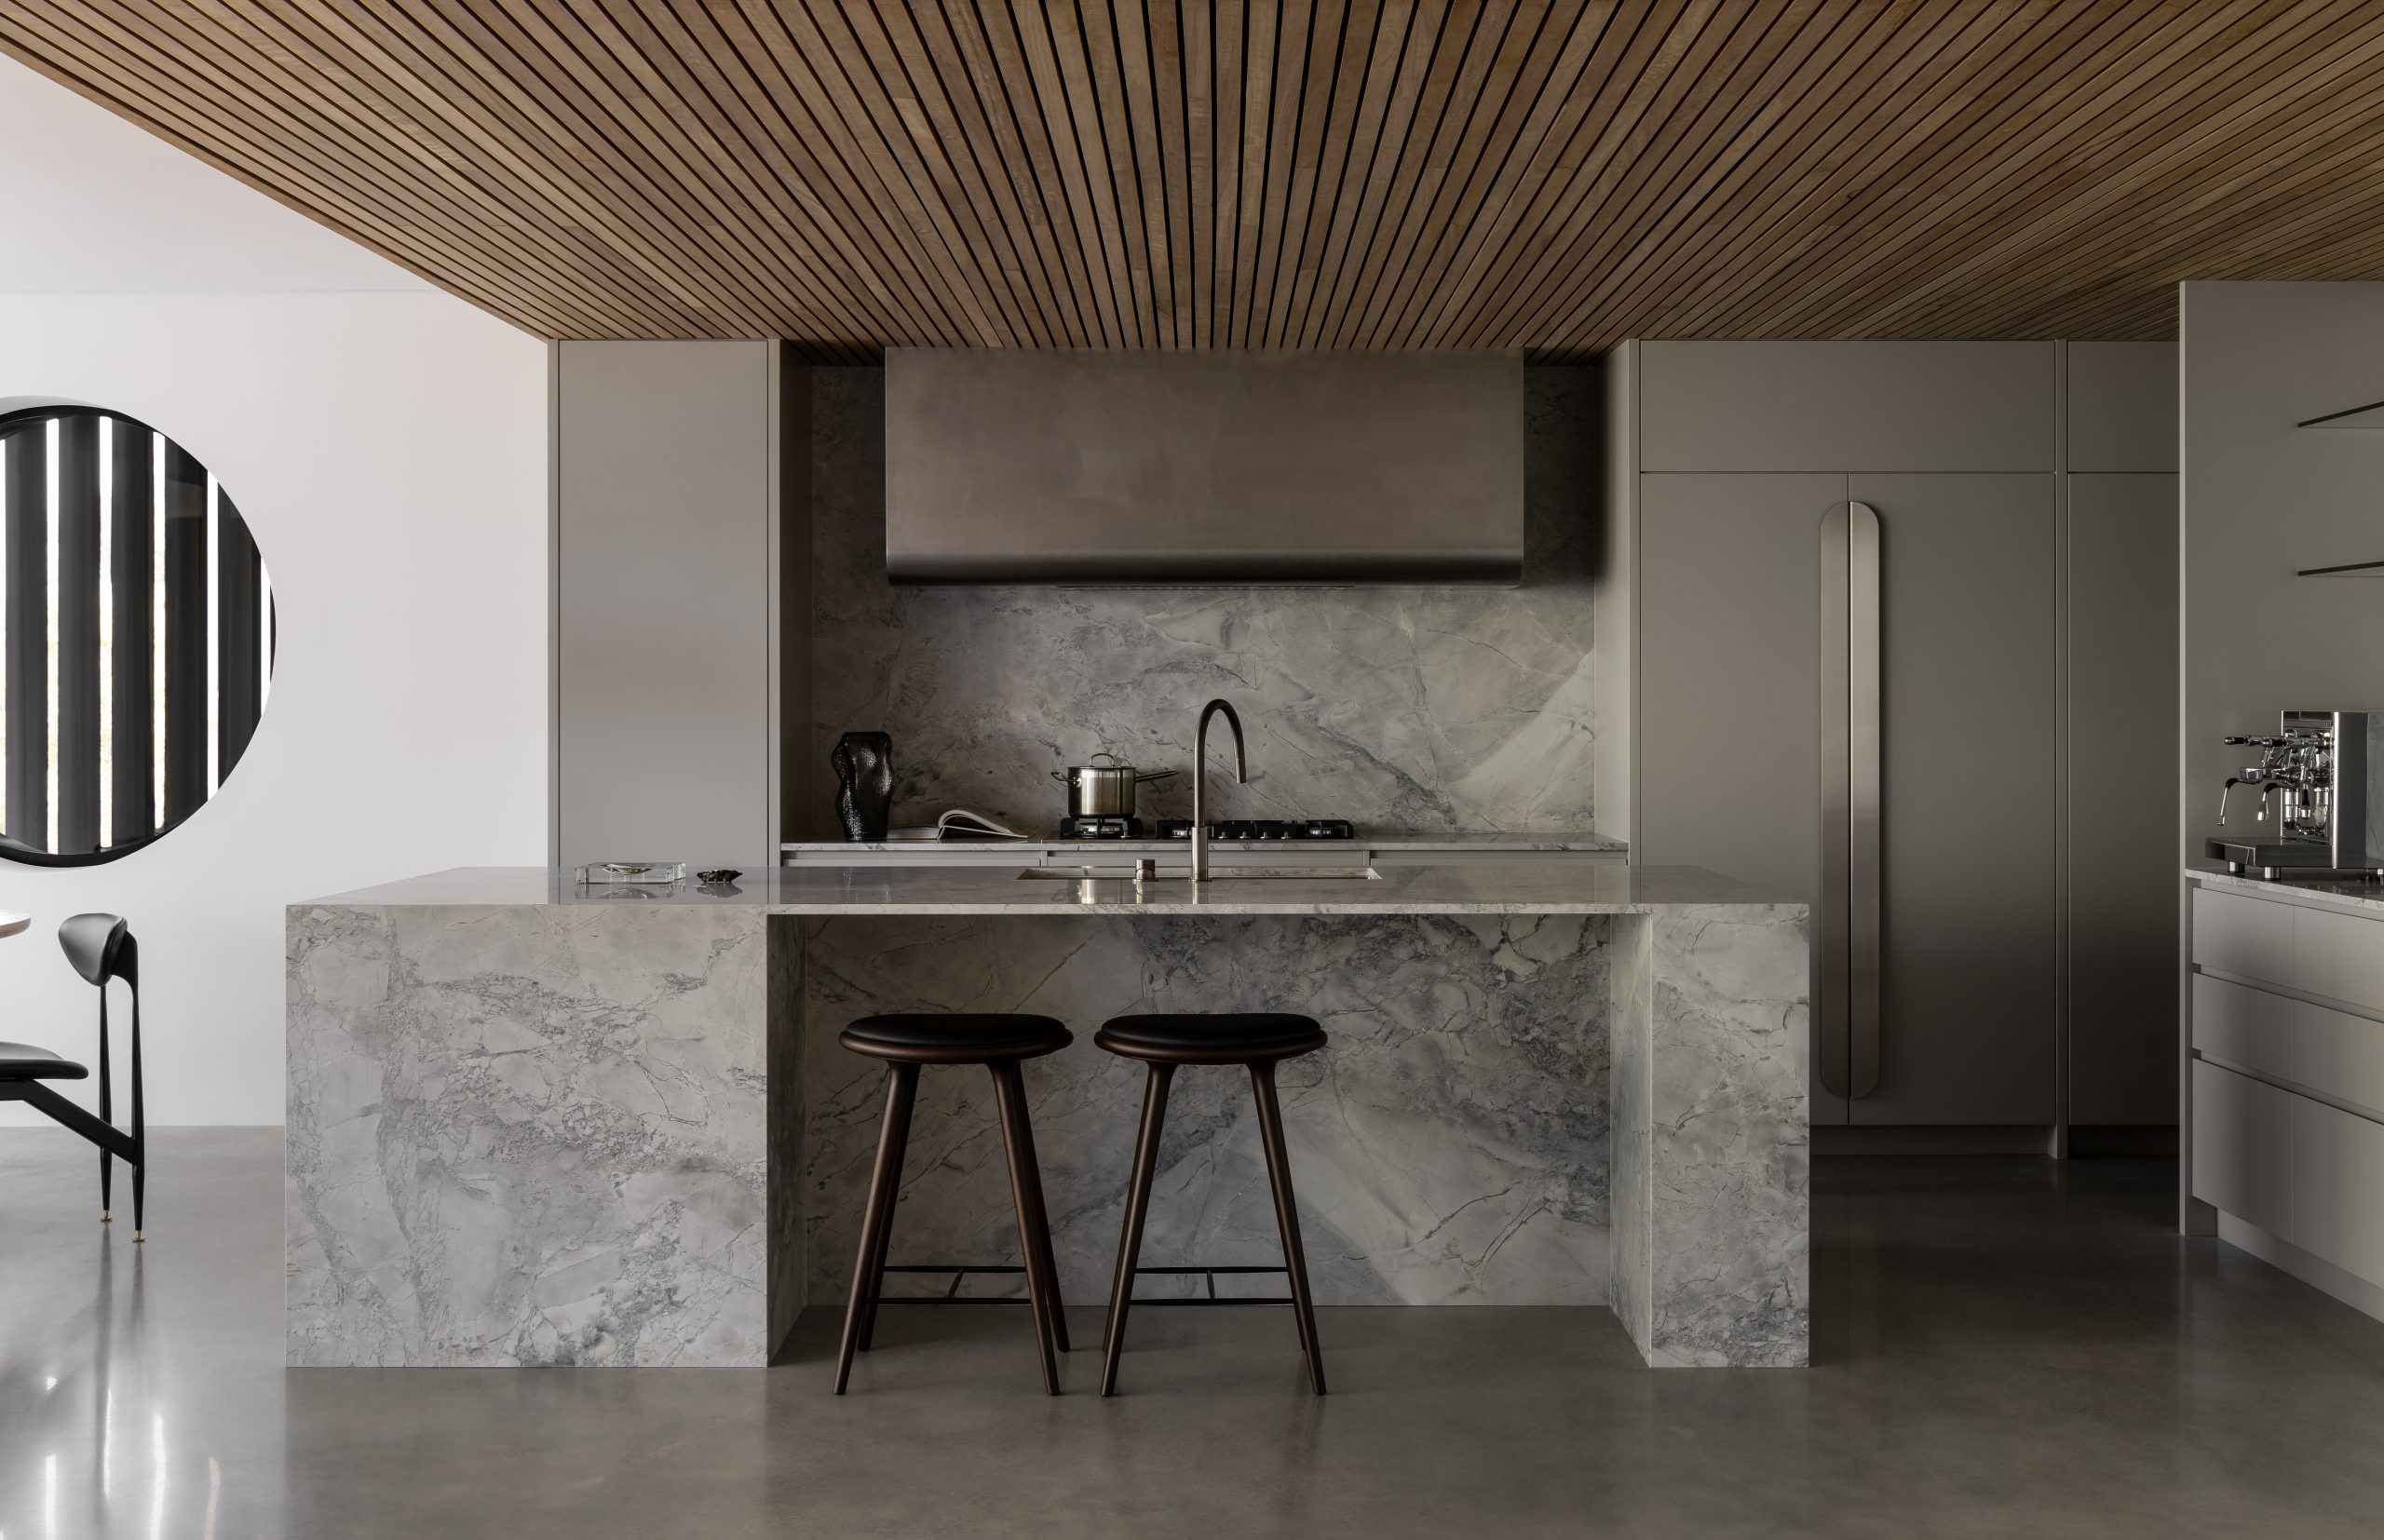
[[884, 348, 1524, 585]]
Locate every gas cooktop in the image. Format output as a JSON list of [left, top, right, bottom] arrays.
[[1158, 818, 1355, 842], [1056, 815, 1144, 840]]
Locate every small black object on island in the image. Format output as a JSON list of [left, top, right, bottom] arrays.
[[698, 869, 742, 885]]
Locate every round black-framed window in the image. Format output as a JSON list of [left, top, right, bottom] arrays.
[[0, 406, 275, 866]]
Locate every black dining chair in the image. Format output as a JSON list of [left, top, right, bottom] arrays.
[[0, 914, 145, 1238]]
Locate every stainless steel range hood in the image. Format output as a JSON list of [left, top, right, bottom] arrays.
[[884, 348, 1524, 584]]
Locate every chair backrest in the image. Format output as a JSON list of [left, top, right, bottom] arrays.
[[60, 912, 132, 988]]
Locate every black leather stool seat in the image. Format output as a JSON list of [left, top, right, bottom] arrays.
[[840, 1013, 1072, 1063], [0, 1041, 88, 1080], [1094, 1013, 1326, 1065]]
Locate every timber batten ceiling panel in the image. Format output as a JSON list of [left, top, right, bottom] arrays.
[[7, 2, 2384, 355]]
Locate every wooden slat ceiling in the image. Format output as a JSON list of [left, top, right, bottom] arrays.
[[6, 2, 2382, 358]]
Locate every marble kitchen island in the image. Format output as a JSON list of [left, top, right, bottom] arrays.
[[286, 863, 1807, 1372]]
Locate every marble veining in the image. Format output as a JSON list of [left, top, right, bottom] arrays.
[[799, 913, 1611, 1308], [765, 915, 806, 1353], [1607, 914, 1654, 1353], [805, 366, 1601, 838], [1614, 909, 1810, 1367], [286, 903, 772, 1367], [288, 871, 1808, 1371]]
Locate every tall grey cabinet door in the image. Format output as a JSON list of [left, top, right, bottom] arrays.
[[557, 341, 774, 870], [2070, 473, 2180, 1124], [1639, 473, 1848, 1125], [1849, 474, 2057, 1125]]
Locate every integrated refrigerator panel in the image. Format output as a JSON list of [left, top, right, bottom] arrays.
[[1849, 473, 2058, 1127]]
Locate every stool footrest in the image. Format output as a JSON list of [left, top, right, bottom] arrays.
[[1123, 1263, 1293, 1305], [873, 1263, 1035, 1306]]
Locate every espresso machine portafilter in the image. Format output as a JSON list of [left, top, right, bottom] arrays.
[[2208, 710, 2384, 879]]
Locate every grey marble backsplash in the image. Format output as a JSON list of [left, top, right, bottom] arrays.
[[806, 366, 1600, 839]]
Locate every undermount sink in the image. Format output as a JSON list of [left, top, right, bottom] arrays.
[[1018, 866, 1381, 882]]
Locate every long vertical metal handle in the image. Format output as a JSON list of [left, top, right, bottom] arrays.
[[1820, 502, 1882, 1100], [1820, 508, 1851, 1099], [1846, 504, 1881, 1098]]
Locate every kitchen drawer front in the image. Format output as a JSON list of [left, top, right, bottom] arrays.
[[2192, 974, 2384, 1116], [2290, 904, 2384, 1014], [2196, 1058, 2384, 1287], [2193, 974, 2326, 1090], [2296, 1092, 2384, 1281], [2192, 1060, 2296, 1240], [2191, 887, 2296, 984]]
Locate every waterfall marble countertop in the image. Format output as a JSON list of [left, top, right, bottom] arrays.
[[301, 861, 1792, 915], [780, 831, 1630, 856], [289, 860, 1808, 1371], [2188, 862, 2384, 917]]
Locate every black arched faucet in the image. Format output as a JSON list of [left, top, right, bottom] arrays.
[[1190, 698, 1247, 883]]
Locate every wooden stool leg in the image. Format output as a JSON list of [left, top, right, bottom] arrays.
[[990, 1063, 1071, 1354], [835, 1063, 917, 1394], [856, 1177, 894, 1351], [1250, 1060, 1326, 1395], [991, 1061, 1063, 1395], [1101, 1061, 1174, 1397], [857, 1063, 918, 1355]]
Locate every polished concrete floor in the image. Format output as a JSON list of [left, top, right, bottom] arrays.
[[5, 1130, 2384, 1538]]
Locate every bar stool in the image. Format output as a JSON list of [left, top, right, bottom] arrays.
[[833, 1013, 1074, 1396], [1095, 1012, 1328, 1396]]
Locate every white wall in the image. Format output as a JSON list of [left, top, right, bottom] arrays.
[[0, 59, 549, 1126], [0, 57, 423, 292], [0, 292, 548, 1125], [2182, 283, 2384, 821]]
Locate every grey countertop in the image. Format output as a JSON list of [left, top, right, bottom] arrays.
[[2188, 861, 2384, 917], [301, 862, 1795, 915], [779, 831, 1629, 855]]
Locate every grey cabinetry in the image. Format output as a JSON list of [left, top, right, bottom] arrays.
[[552, 341, 809, 870], [2067, 342, 2180, 1125], [2069, 473, 2182, 1124], [1637, 341, 2052, 471], [1854, 473, 2055, 1126], [1606, 340, 2174, 1140], [2188, 880, 2384, 1317]]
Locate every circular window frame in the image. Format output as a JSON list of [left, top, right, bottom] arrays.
[[0, 403, 275, 867]]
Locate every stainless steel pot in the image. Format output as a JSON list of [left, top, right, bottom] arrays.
[[1051, 753, 1176, 817]]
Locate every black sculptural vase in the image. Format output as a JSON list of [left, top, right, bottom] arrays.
[[832, 731, 894, 843]]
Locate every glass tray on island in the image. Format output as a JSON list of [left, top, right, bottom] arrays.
[[574, 860, 685, 886]]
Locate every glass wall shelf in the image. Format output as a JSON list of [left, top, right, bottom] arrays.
[[2298, 561, 2384, 577], [2298, 399, 2384, 428]]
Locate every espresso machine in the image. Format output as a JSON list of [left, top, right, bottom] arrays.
[[2207, 710, 2384, 879]]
